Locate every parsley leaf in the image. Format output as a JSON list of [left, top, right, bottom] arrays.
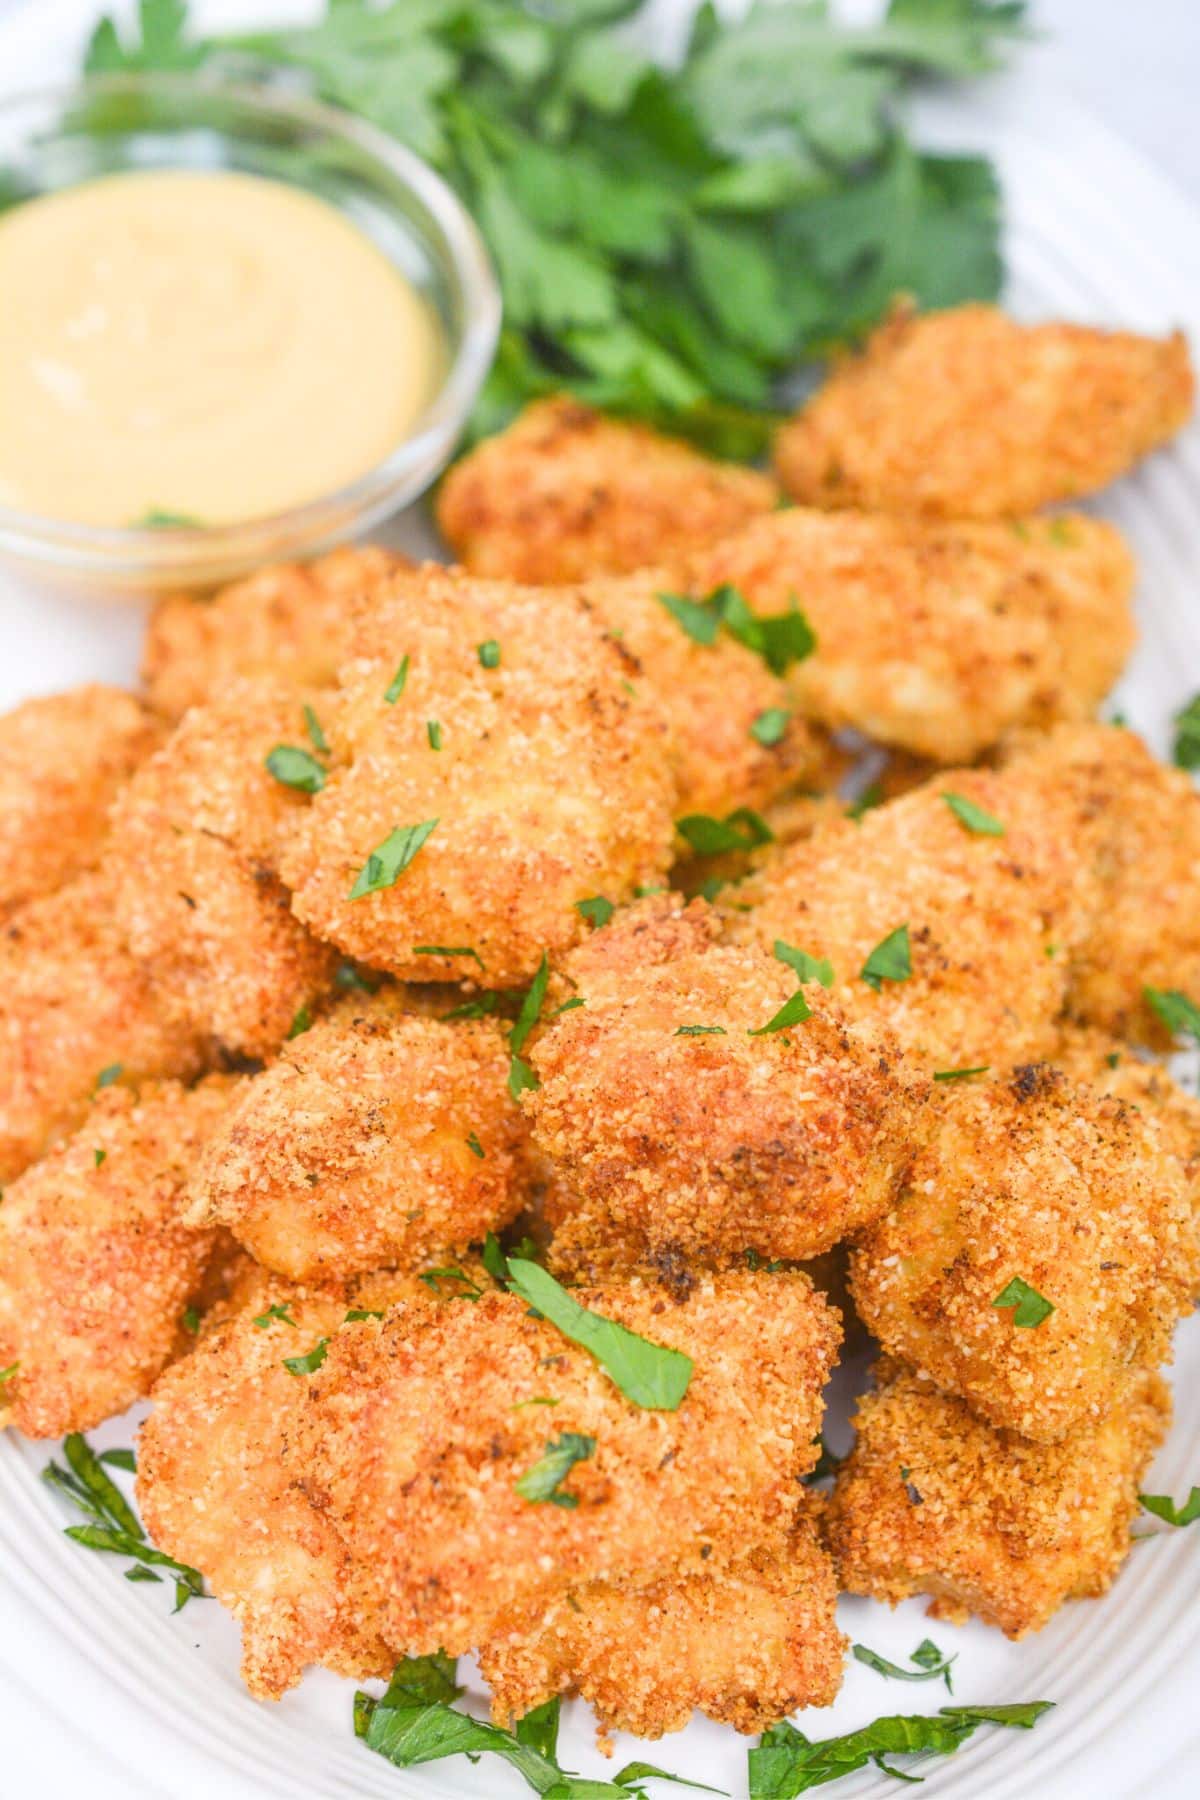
[[384, 656, 410, 703], [748, 990, 812, 1036], [515, 1431, 596, 1508], [287, 1004, 313, 1039], [426, 719, 443, 750], [748, 1702, 1052, 1796], [1172, 693, 1200, 770], [44, 1432, 206, 1610], [413, 945, 484, 969], [253, 1303, 297, 1329], [505, 1257, 692, 1410], [861, 924, 912, 991], [303, 703, 328, 754], [477, 639, 501, 669], [1139, 1487, 1200, 1528], [992, 1275, 1054, 1328], [282, 1337, 330, 1375], [265, 745, 326, 795], [676, 1024, 727, 1036], [1145, 986, 1200, 1043], [933, 1064, 990, 1081], [465, 1131, 485, 1159], [750, 707, 790, 746], [853, 1638, 956, 1692], [348, 820, 438, 899], [942, 791, 1005, 836], [773, 941, 833, 987], [576, 895, 615, 928], [677, 807, 774, 855]]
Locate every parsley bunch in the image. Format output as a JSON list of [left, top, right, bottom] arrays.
[[85, 0, 1026, 455]]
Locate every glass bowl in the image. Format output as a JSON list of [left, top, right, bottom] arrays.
[[0, 73, 500, 595]]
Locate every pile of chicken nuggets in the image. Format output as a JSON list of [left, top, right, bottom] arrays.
[[2, 301, 1199, 1747]]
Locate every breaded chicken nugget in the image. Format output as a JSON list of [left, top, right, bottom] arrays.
[[143, 546, 404, 722], [0, 1076, 232, 1438], [298, 1268, 839, 1655], [736, 763, 1088, 1069], [138, 1268, 426, 1699], [827, 1361, 1170, 1637], [0, 685, 160, 918], [478, 1510, 845, 1739], [528, 894, 922, 1280], [686, 508, 1135, 763], [106, 679, 336, 1057], [0, 872, 207, 1182], [436, 395, 778, 584], [185, 988, 529, 1281], [775, 303, 1193, 516], [280, 568, 676, 989], [850, 1067, 1196, 1442]]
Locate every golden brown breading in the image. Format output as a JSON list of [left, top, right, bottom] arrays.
[[0, 685, 161, 917], [686, 507, 1135, 763], [138, 1268, 425, 1699], [142, 546, 405, 721], [280, 567, 676, 989], [850, 1068, 1196, 1442], [106, 678, 336, 1057], [523, 894, 921, 1280], [298, 1268, 840, 1656], [478, 1510, 845, 1739], [0, 1077, 233, 1438], [436, 395, 778, 584], [775, 303, 1193, 516], [826, 1360, 1170, 1637], [0, 872, 207, 1182], [185, 988, 529, 1281]]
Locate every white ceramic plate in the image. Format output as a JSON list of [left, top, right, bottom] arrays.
[[2, 3, 1200, 1795]]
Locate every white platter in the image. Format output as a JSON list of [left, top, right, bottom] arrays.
[[1, 3, 1200, 1796]]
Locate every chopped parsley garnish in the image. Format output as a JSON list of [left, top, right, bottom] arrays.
[[419, 1267, 484, 1302], [1145, 985, 1200, 1043], [303, 703, 328, 754], [253, 1303, 297, 1329], [282, 1337, 329, 1375], [1172, 693, 1200, 770], [676, 1024, 727, 1036], [658, 584, 816, 677], [465, 1131, 485, 1159], [426, 719, 443, 750], [134, 508, 203, 529], [933, 1064, 990, 1082], [508, 954, 549, 1098], [575, 895, 615, 928], [748, 1703, 1053, 1795], [286, 1003, 313, 1039], [100, 1448, 137, 1473], [181, 1307, 200, 1334], [750, 707, 791, 747], [477, 640, 501, 669], [95, 1063, 123, 1091], [551, 996, 586, 1017], [348, 819, 438, 899], [44, 1432, 206, 1611], [942, 791, 1005, 836], [514, 1431, 596, 1508], [0, 1360, 18, 1394], [94, 1148, 107, 1168], [676, 806, 774, 856], [860, 924, 912, 991], [1139, 1486, 1200, 1528], [505, 1257, 692, 1411], [847, 782, 884, 821], [656, 591, 722, 645], [413, 945, 484, 969], [384, 655, 410, 703], [992, 1276, 1054, 1328], [512, 1396, 560, 1410], [748, 990, 811, 1035], [265, 744, 327, 794], [344, 1307, 385, 1322], [774, 940, 834, 987], [852, 1638, 956, 1692]]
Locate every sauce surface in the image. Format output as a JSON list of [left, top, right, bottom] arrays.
[[0, 169, 445, 528]]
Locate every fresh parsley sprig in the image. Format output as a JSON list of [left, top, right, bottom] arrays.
[[505, 1257, 693, 1411], [853, 1637, 957, 1692], [44, 1433, 206, 1612], [748, 1702, 1053, 1795]]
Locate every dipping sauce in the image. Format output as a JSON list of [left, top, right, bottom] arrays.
[[0, 168, 445, 528]]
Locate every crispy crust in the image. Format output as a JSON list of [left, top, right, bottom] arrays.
[[436, 396, 778, 583], [826, 1360, 1170, 1636], [775, 303, 1193, 516]]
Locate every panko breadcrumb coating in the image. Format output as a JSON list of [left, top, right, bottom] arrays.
[[280, 567, 676, 988], [524, 894, 922, 1281], [142, 546, 404, 722], [686, 507, 1135, 763], [436, 395, 778, 584], [478, 1510, 845, 1739], [184, 988, 529, 1281], [106, 678, 336, 1057], [775, 302, 1193, 516], [138, 1268, 428, 1699], [0, 872, 207, 1182], [827, 1360, 1170, 1637], [850, 1067, 1196, 1442], [0, 685, 160, 917], [297, 1268, 840, 1656], [0, 1076, 233, 1438]]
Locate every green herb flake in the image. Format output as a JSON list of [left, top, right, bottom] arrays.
[[575, 895, 615, 928], [847, 782, 884, 821], [505, 1257, 692, 1411], [413, 944, 484, 969], [94, 1148, 107, 1168], [1145, 985, 1200, 1043], [992, 1276, 1054, 1329], [344, 1308, 385, 1323], [44, 1431, 207, 1608], [282, 1337, 330, 1376], [253, 1303, 298, 1330], [514, 1431, 596, 1508], [942, 791, 1005, 836], [95, 1063, 123, 1091], [477, 640, 501, 670], [750, 707, 790, 747], [676, 1024, 728, 1037], [134, 508, 203, 529], [509, 954, 550, 1059], [861, 924, 912, 991], [773, 941, 834, 988], [265, 744, 327, 795], [656, 591, 722, 646], [1139, 1486, 1200, 1528], [384, 656, 410, 703], [933, 1064, 990, 1082], [465, 1131, 485, 1159], [748, 1702, 1053, 1796], [676, 807, 774, 856], [748, 990, 812, 1036], [303, 703, 328, 754], [852, 1639, 956, 1692], [0, 1360, 19, 1393], [419, 1267, 484, 1302], [286, 1003, 313, 1039], [427, 719, 443, 750], [181, 1306, 200, 1335], [512, 1395, 560, 1410], [1171, 693, 1200, 770], [348, 819, 438, 899], [508, 1053, 539, 1100]]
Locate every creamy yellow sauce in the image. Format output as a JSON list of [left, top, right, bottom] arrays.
[[0, 169, 445, 527]]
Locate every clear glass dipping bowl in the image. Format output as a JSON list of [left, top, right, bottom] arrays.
[[0, 74, 500, 595]]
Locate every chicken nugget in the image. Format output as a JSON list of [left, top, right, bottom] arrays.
[[106, 678, 336, 1056], [297, 1268, 840, 1655], [775, 302, 1193, 516], [685, 507, 1135, 763], [478, 1510, 845, 1739], [138, 1267, 428, 1699], [280, 568, 676, 989], [0, 1076, 233, 1438], [850, 1068, 1196, 1442], [527, 894, 921, 1280], [185, 988, 529, 1281], [143, 546, 404, 721], [0, 872, 207, 1182], [436, 395, 778, 584], [827, 1361, 1170, 1637], [0, 684, 161, 918]]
